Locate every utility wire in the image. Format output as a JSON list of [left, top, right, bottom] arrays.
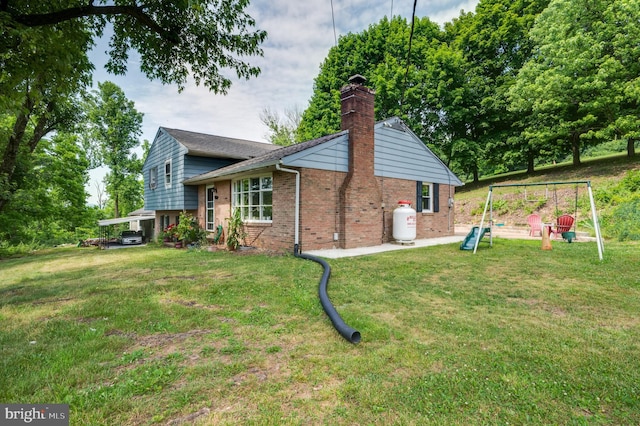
[[400, 0, 418, 110], [331, 0, 338, 46]]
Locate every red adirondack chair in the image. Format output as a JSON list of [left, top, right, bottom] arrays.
[[527, 213, 542, 237], [552, 214, 575, 239]]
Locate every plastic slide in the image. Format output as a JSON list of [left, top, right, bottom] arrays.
[[460, 226, 490, 250]]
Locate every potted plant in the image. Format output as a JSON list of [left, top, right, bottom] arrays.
[[226, 208, 246, 251]]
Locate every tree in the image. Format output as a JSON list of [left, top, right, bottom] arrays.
[[0, 10, 92, 212], [1, 0, 266, 214], [94, 180, 107, 210], [509, 0, 639, 166], [260, 106, 302, 146], [0, 132, 90, 245], [443, 0, 550, 177], [297, 16, 444, 141], [593, 0, 640, 157], [84, 81, 143, 218], [2, 0, 267, 93]]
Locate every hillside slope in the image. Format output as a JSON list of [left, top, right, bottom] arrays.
[[454, 154, 640, 228]]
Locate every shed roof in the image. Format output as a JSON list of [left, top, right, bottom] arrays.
[[162, 127, 279, 159]]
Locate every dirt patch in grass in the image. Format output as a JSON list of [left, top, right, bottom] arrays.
[[159, 297, 222, 311], [165, 407, 211, 425], [512, 298, 568, 317]]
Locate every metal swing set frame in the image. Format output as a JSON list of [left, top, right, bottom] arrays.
[[472, 180, 605, 260]]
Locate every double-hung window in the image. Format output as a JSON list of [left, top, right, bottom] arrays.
[[206, 186, 216, 231], [164, 160, 172, 188], [421, 183, 433, 212], [232, 175, 273, 222], [416, 181, 439, 213]]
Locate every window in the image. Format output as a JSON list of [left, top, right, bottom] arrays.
[[416, 181, 439, 213], [206, 186, 216, 231], [160, 215, 170, 230], [421, 183, 433, 212], [149, 166, 158, 189], [232, 175, 273, 222], [164, 160, 172, 188]]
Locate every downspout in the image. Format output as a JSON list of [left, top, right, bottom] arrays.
[[276, 163, 299, 247], [276, 162, 361, 344]]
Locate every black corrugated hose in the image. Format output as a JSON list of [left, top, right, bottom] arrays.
[[294, 244, 361, 344]]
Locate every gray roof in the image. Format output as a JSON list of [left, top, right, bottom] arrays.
[[183, 132, 346, 185], [162, 127, 279, 159]]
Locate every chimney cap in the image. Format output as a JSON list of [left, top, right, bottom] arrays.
[[348, 74, 367, 86]]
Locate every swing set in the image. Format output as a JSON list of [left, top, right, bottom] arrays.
[[471, 180, 605, 260]]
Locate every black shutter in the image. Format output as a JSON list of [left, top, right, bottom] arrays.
[[433, 183, 440, 212], [416, 181, 423, 212]]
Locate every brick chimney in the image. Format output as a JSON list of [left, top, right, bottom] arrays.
[[338, 75, 383, 249]]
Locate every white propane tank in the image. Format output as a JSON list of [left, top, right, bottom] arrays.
[[393, 200, 417, 242]]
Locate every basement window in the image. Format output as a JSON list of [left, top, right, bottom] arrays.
[[232, 175, 273, 222]]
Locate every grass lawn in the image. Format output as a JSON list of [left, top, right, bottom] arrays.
[[1, 240, 639, 425]]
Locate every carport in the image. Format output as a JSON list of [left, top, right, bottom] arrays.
[[97, 210, 155, 248]]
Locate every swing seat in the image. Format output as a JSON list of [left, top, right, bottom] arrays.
[[527, 214, 542, 237], [552, 214, 574, 240]]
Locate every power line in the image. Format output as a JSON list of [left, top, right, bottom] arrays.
[[331, 0, 337, 46], [400, 0, 418, 110]]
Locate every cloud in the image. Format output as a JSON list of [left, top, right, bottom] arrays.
[[86, 0, 479, 204]]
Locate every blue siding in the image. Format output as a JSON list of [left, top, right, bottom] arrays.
[[374, 126, 460, 184], [282, 121, 461, 186], [143, 129, 243, 211], [143, 129, 188, 211], [184, 155, 235, 179], [283, 136, 349, 171]]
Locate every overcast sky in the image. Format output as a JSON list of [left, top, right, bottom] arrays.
[[87, 0, 479, 204]]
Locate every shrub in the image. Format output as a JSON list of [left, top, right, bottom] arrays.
[[175, 212, 207, 244], [611, 197, 640, 241]]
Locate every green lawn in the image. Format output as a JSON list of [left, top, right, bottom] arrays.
[[1, 241, 639, 425]]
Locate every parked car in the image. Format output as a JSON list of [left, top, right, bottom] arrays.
[[118, 230, 143, 245]]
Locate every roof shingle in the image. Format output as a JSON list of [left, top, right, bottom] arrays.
[[162, 127, 279, 159]]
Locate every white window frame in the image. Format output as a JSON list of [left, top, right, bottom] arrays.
[[164, 159, 172, 188], [232, 174, 273, 223], [421, 182, 433, 213], [149, 166, 158, 190], [206, 185, 216, 231]]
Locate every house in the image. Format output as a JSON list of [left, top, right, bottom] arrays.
[[142, 127, 279, 234], [174, 75, 463, 253]]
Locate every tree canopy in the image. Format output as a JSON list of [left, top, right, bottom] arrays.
[[0, 0, 267, 217], [2, 0, 267, 93], [298, 0, 637, 182], [510, 0, 640, 165], [84, 81, 144, 218]]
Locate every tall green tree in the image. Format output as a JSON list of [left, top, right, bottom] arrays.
[[0, 132, 90, 244], [509, 0, 639, 166], [444, 0, 550, 177], [297, 16, 444, 142], [85, 81, 143, 218], [593, 0, 640, 157], [0, 10, 92, 212], [1, 0, 266, 214]]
